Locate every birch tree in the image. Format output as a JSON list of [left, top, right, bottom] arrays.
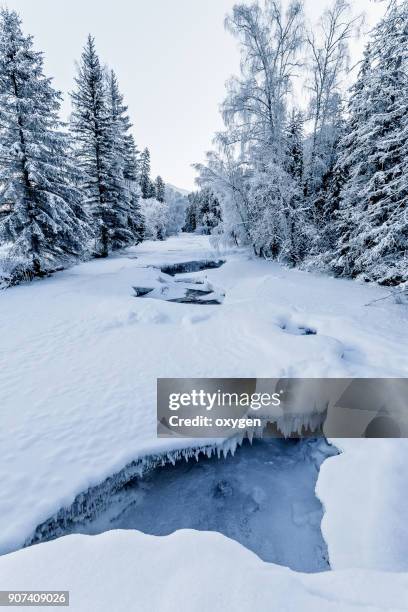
[[197, 1, 306, 259], [305, 0, 362, 198]]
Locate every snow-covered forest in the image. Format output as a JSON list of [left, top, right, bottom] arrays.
[[0, 8, 188, 285], [196, 0, 408, 287], [1, 1, 407, 291]]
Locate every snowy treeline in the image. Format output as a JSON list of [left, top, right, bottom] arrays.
[[184, 188, 222, 235], [196, 0, 408, 285], [0, 9, 174, 285], [138, 149, 188, 241], [141, 186, 187, 241]]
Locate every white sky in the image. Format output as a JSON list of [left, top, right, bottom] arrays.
[[6, 0, 386, 190]]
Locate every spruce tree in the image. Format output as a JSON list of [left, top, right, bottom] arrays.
[[104, 69, 135, 249], [71, 41, 144, 254], [139, 148, 152, 199], [155, 176, 166, 202], [107, 76, 143, 245], [123, 133, 139, 183], [147, 180, 156, 199], [0, 9, 89, 280], [184, 192, 199, 232], [285, 110, 304, 183], [123, 133, 144, 243], [282, 111, 309, 265], [330, 4, 408, 284], [323, 48, 372, 275], [70, 35, 113, 257]]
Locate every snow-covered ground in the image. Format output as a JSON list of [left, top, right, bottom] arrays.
[[1, 530, 408, 612], [1, 234, 408, 603]]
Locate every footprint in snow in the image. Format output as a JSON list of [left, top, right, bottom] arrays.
[[279, 322, 317, 336]]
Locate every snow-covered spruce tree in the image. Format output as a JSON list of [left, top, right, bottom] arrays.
[[285, 110, 304, 185], [183, 194, 198, 232], [303, 96, 348, 266], [184, 188, 221, 235], [197, 188, 222, 235], [329, 2, 408, 284], [104, 69, 138, 249], [123, 132, 140, 183], [70, 35, 112, 257], [184, 191, 206, 232], [283, 111, 310, 264], [139, 147, 155, 199], [71, 37, 141, 256], [0, 8, 89, 281], [155, 176, 165, 203], [123, 133, 144, 243]]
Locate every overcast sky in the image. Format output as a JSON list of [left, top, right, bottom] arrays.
[[6, 0, 386, 190]]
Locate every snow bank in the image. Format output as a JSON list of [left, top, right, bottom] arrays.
[[0, 530, 407, 612], [317, 439, 408, 571]]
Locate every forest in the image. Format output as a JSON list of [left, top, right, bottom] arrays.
[[0, 0, 407, 289], [196, 0, 408, 286], [0, 8, 186, 285]]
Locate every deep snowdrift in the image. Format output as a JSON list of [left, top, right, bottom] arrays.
[[319, 438, 408, 571], [0, 530, 407, 612], [1, 234, 408, 573]]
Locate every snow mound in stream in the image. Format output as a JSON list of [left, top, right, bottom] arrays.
[[0, 530, 407, 612]]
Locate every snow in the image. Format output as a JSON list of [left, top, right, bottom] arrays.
[[318, 438, 408, 572], [1, 233, 408, 568], [0, 530, 407, 612]]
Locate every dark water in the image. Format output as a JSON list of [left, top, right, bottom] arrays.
[[159, 259, 226, 276], [64, 438, 336, 573]]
